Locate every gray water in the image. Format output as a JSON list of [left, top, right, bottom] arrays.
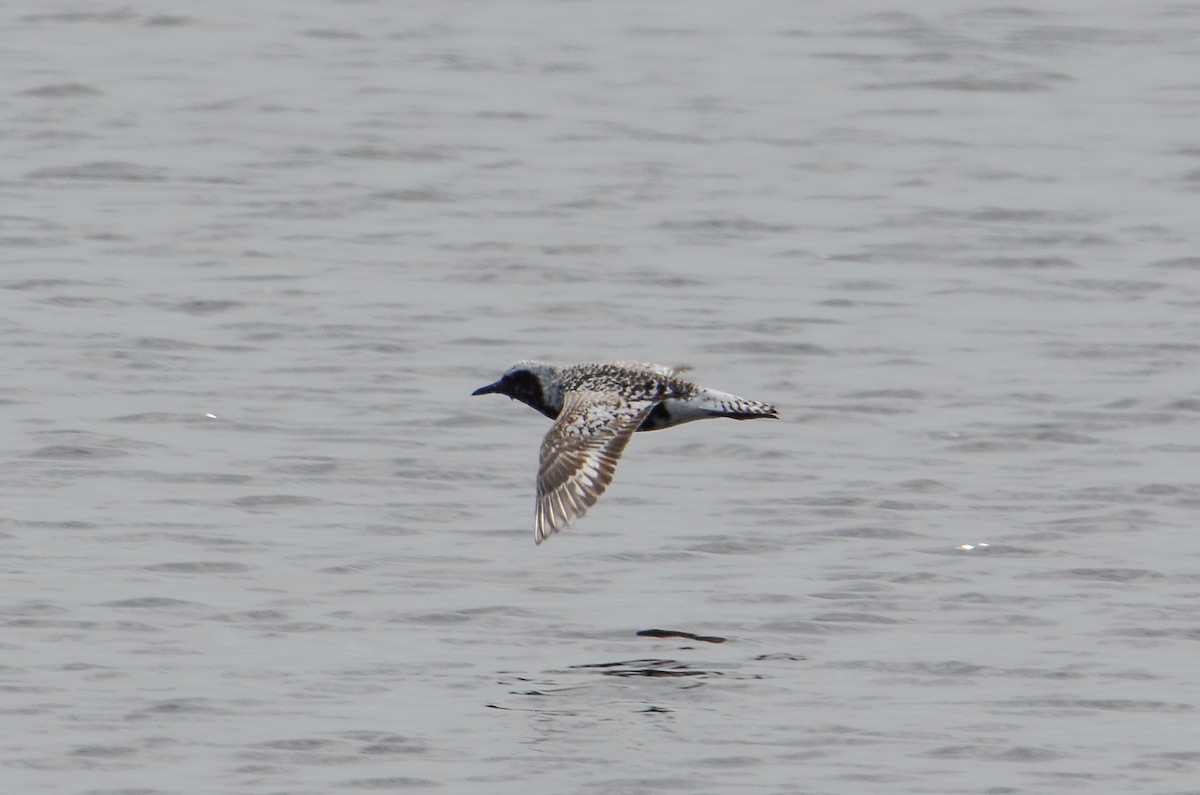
[[4, 1, 1200, 793]]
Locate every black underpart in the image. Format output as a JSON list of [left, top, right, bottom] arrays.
[[637, 402, 672, 432]]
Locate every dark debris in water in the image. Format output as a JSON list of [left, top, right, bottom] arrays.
[[637, 628, 726, 643], [569, 659, 718, 678]]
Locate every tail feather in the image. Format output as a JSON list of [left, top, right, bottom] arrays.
[[637, 388, 778, 431], [725, 405, 778, 420], [700, 389, 778, 421]]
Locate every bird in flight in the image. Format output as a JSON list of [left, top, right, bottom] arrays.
[[472, 360, 778, 544]]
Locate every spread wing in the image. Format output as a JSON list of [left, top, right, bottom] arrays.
[[535, 391, 658, 544]]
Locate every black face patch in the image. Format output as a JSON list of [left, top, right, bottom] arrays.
[[500, 370, 553, 418]]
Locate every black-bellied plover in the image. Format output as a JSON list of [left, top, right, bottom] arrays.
[[472, 361, 778, 544]]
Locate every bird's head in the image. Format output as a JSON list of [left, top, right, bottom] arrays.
[[471, 360, 562, 417]]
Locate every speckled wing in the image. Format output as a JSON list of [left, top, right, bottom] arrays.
[[535, 391, 658, 544], [611, 361, 692, 377]]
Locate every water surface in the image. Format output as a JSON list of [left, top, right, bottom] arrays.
[[4, 2, 1200, 793]]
